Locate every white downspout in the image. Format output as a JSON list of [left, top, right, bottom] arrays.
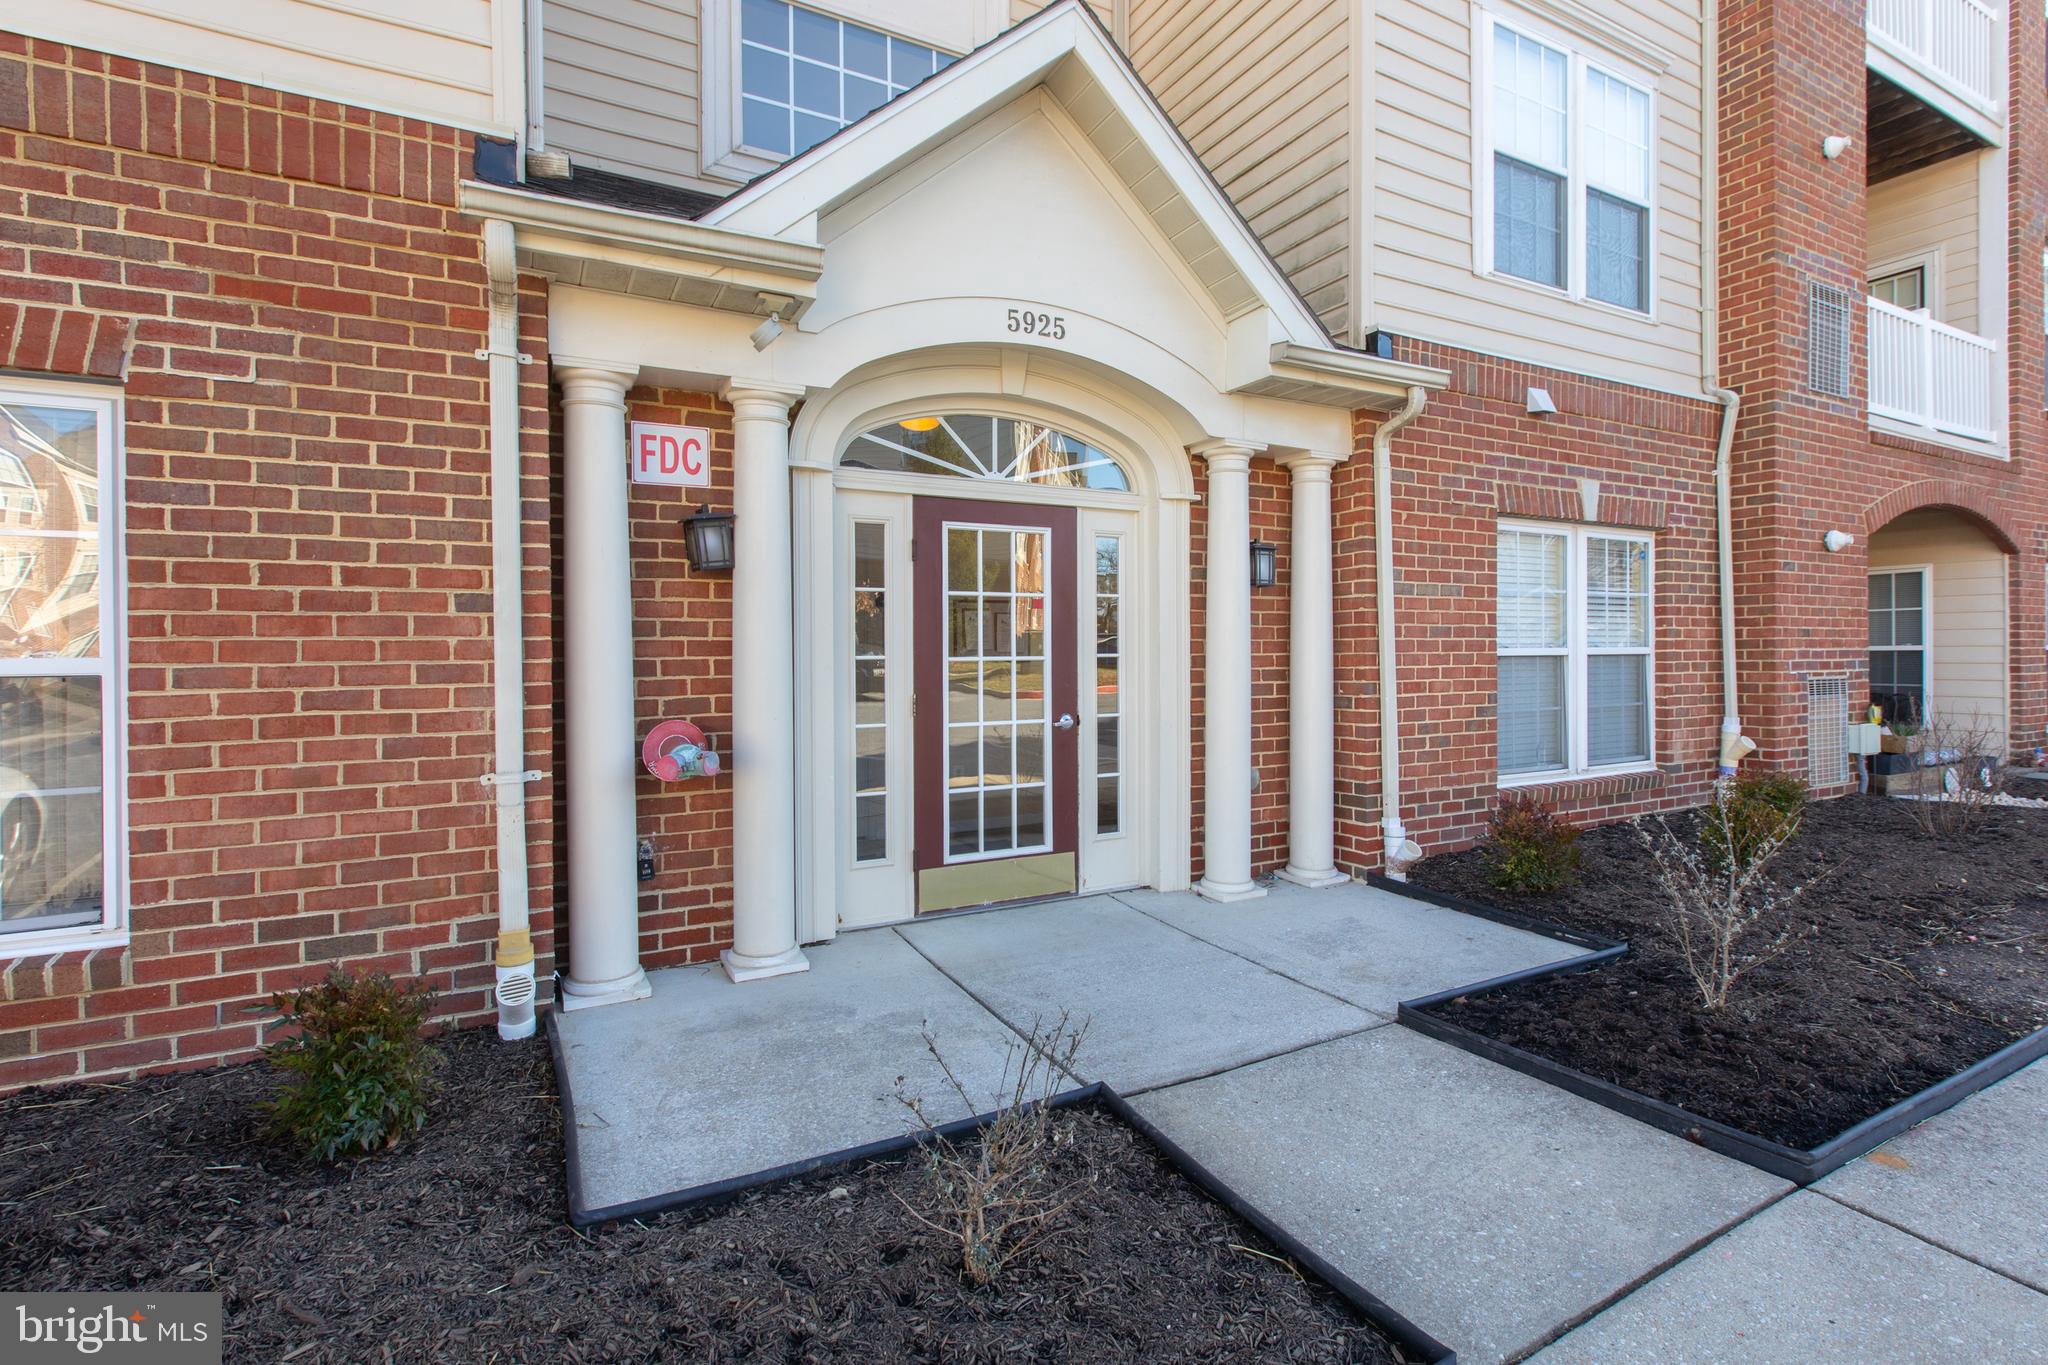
[[1701, 0, 1749, 776], [1376, 385, 1428, 877], [1709, 384, 1745, 773], [481, 218, 537, 1040]]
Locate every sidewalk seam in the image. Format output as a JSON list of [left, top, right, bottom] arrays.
[[1108, 888, 1396, 1016], [1811, 1186, 2048, 1298], [1500, 1182, 1805, 1363]]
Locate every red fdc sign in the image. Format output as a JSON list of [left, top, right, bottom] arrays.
[[629, 422, 710, 487]]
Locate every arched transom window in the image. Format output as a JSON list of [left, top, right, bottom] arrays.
[[843, 414, 1131, 491]]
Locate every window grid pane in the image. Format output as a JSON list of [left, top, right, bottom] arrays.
[[851, 521, 887, 863], [1498, 529, 1567, 648], [1868, 569, 1928, 726], [1493, 26, 1569, 171], [739, 0, 953, 157], [1583, 69, 1651, 204], [1094, 534, 1122, 837]]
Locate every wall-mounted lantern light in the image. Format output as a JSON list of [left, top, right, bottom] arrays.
[[1250, 539, 1278, 589], [682, 505, 736, 573]]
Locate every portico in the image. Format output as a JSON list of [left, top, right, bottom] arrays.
[[462, 0, 1444, 1002]]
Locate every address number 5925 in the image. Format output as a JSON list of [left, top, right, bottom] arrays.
[[1006, 308, 1067, 340]]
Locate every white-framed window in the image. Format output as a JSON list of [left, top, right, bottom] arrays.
[[1498, 522, 1654, 779], [1868, 567, 1929, 726], [0, 384, 123, 952], [703, 0, 956, 180], [1480, 10, 1657, 315]]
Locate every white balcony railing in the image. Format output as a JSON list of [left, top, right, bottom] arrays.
[[1866, 296, 1999, 444], [1868, 0, 2000, 112]]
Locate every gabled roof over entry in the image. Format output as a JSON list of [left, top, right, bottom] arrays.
[[464, 0, 1443, 411], [701, 0, 1321, 338]]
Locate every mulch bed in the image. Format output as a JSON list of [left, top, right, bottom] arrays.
[[0, 1029, 1403, 1364], [1412, 793, 2048, 1150]]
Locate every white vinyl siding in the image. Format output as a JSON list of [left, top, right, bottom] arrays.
[[1127, 0, 1353, 333], [1867, 153, 1982, 333], [16, 0, 518, 134], [1367, 0, 1706, 392], [1868, 510, 2011, 751], [1498, 522, 1654, 779], [542, 0, 709, 187]]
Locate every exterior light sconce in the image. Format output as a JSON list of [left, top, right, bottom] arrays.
[[1250, 539, 1278, 588], [1822, 135, 1852, 161], [682, 505, 737, 573], [1823, 529, 1854, 553]]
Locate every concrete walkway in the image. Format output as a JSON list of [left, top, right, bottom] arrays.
[[552, 881, 2048, 1361]]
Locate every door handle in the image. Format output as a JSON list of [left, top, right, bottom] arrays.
[[1054, 713, 1076, 729]]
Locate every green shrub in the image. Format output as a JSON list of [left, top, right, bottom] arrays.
[[1484, 791, 1582, 894], [1701, 771, 1808, 876], [262, 969, 439, 1162]]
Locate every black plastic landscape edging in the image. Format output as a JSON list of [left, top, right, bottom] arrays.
[[1370, 875, 2048, 1185], [546, 1014, 1456, 1364]]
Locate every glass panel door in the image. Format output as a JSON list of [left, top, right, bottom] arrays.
[[913, 498, 1078, 912]]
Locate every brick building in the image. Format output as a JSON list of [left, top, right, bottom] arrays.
[[0, 0, 2040, 1087]]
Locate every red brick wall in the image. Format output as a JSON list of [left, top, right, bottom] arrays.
[[592, 387, 740, 971], [1718, 0, 2048, 777], [1185, 459, 1296, 886], [1333, 343, 1726, 870], [0, 38, 554, 1090]]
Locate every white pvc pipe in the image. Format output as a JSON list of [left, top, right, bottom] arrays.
[[1279, 454, 1345, 887], [1374, 387, 1428, 871], [481, 220, 536, 1041], [1193, 442, 1264, 902]]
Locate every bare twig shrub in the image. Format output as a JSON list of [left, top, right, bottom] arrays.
[[1636, 779, 1821, 1011], [894, 1013, 1089, 1287], [1904, 712, 2003, 840]]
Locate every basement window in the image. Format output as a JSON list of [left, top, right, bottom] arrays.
[[1498, 522, 1655, 780], [0, 384, 123, 952]]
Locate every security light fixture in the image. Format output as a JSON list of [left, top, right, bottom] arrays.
[[1824, 529, 1854, 553], [683, 505, 736, 573], [1822, 135, 1852, 161], [1250, 539, 1278, 588]]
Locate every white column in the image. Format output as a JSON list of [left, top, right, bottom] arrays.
[[721, 381, 811, 982], [557, 361, 652, 1011], [1193, 441, 1265, 903], [1278, 454, 1347, 888]]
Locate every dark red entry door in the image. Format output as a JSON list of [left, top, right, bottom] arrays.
[[911, 498, 1080, 912]]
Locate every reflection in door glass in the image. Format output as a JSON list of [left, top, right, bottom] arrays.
[[1094, 535, 1121, 835], [851, 522, 887, 862], [946, 525, 1051, 859]]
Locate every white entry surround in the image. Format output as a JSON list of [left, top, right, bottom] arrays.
[[462, 0, 1445, 999]]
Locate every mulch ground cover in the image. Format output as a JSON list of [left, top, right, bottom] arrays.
[[0, 1028, 1403, 1364], [1412, 793, 2048, 1150]]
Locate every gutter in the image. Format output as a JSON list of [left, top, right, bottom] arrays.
[[481, 218, 539, 1040], [1375, 385, 1429, 877], [459, 180, 825, 280]]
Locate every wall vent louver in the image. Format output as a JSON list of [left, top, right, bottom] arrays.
[[1806, 675, 1850, 787], [1807, 282, 1854, 397]]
